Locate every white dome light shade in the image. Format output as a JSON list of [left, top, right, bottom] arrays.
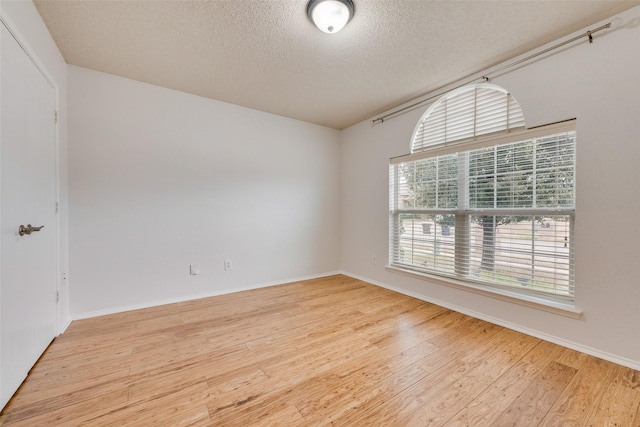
[[307, 0, 355, 34]]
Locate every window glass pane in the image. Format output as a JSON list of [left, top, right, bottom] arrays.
[[536, 168, 574, 207], [446, 90, 476, 141], [475, 87, 508, 135], [468, 215, 573, 297], [535, 134, 575, 208], [496, 141, 533, 208], [536, 134, 574, 168], [397, 155, 458, 209], [468, 147, 495, 208], [398, 159, 434, 208], [414, 101, 446, 151], [437, 155, 458, 208], [394, 213, 456, 275]]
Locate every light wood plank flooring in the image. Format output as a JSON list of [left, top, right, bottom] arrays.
[[1, 275, 639, 426]]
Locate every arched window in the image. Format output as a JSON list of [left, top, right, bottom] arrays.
[[389, 83, 576, 305], [411, 83, 524, 153]]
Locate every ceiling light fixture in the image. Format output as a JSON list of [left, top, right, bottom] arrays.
[[307, 0, 354, 34]]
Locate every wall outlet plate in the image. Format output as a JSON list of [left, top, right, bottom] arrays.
[[190, 264, 200, 275]]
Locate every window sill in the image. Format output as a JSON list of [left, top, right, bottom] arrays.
[[386, 265, 582, 319]]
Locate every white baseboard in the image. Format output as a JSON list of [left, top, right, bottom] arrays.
[[58, 316, 72, 335], [341, 270, 640, 372], [70, 271, 342, 322], [68, 269, 639, 371]]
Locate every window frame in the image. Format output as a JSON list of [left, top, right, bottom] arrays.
[[389, 120, 578, 314]]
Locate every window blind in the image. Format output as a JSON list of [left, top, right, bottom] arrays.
[[390, 127, 576, 301], [411, 84, 526, 153]]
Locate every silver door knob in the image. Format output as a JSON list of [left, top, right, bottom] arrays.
[[19, 224, 44, 236]]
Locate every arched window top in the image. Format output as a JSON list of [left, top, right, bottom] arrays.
[[411, 83, 525, 153]]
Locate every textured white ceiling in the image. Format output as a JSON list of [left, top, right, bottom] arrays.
[[34, 0, 639, 130]]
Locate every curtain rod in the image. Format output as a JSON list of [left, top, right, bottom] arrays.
[[371, 22, 611, 126]]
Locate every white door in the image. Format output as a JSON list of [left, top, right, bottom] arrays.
[[0, 21, 58, 409]]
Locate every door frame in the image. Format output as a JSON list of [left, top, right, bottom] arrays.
[[0, 11, 62, 334]]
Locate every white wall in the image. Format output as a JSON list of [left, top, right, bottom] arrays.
[[0, 0, 70, 331], [340, 6, 640, 369], [68, 66, 341, 316], [15, 0, 639, 370]]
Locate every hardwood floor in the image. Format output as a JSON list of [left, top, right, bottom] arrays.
[[1, 274, 639, 426]]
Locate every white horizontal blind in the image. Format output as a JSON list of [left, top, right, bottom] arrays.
[[468, 133, 575, 210], [390, 129, 576, 300], [411, 84, 525, 153]]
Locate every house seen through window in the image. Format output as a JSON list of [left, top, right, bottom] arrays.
[[389, 84, 576, 302]]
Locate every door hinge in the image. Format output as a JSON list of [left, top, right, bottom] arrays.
[[54, 110, 58, 124], [55, 201, 59, 214], [56, 291, 59, 303]]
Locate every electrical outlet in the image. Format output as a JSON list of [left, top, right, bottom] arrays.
[[372, 255, 377, 265], [224, 260, 233, 271], [190, 264, 200, 275]]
